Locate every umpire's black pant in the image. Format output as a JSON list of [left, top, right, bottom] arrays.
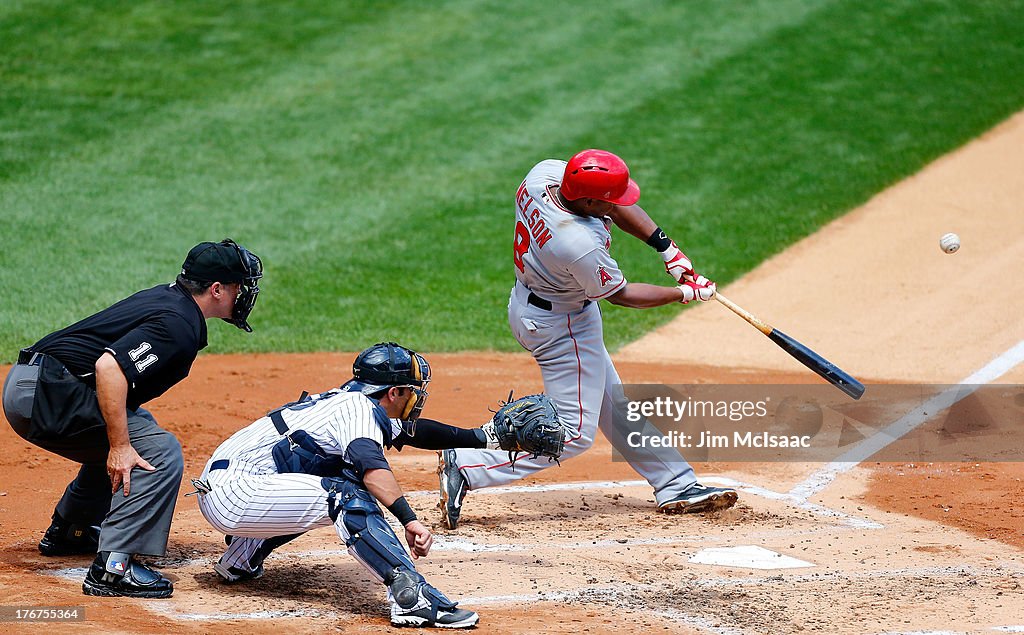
[[2, 356, 183, 556]]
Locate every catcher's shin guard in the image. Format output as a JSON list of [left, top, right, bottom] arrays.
[[322, 478, 416, 581]]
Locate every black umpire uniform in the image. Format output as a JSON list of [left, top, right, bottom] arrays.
[[2, 238, 262, 598]]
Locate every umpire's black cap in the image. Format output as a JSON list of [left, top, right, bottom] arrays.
[[181, 238, 258, 283]]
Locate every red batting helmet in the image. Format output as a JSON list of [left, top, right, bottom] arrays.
[[560, 149, 640, 205]]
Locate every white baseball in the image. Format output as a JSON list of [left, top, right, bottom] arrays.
[[940, 232, 960, 254]]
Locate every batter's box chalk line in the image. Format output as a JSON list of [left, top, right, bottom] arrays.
[[40, 562, 1024, 630], [149, 604, 336, 622], [414, 338, 1024, 519], [409, 475, 884, 529]]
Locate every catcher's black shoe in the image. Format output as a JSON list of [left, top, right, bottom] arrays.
[[658, 483, 738, 514], [217, 535, 264, 582], [38, 512, 100, 557], [214, 561, 264, 583], [216, 532, 301, 581], [437, 449, 468, 530], [82, 552, 173, 598]]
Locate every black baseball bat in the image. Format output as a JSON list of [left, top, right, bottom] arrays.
[[714, 292, 865, 400]]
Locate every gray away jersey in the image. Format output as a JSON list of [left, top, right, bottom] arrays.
[[512, 159, 626, 305]]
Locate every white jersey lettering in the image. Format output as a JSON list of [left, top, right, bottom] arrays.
[[512, 159, 625, 303]]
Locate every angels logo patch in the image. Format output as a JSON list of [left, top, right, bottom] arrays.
[[597, 266, 613, 286]]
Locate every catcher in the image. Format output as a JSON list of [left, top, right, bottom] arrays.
[[190, 342, 561, 629]]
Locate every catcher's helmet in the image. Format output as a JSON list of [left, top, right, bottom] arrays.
[[560, 149, 640, 206], [343, 342, 431, 434]]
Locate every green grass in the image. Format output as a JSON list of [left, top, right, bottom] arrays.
[[2, 0, 1023, 360]]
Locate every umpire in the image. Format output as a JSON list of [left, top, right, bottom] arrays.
[[1, 238, 262, 598]]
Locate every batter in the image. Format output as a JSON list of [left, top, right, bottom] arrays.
[[440, 149, 738, 528]]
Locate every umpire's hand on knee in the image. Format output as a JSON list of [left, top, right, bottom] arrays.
[[107, 443, 156, 496]]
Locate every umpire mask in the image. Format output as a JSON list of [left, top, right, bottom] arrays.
[[348, 342, 431, 437], [181, 238, 264, 333], [226, 241, 263, 333]]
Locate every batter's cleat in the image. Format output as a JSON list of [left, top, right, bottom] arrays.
[[437, 449, 468, 530], [82, 552, 173, 598], [38, 512, 100, 557], [214, 561, 264, 583], [658, 483, 739, 514], [391, 603, 480, 629]]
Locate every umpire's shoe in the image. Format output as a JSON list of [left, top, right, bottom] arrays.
[[38, 512, 100, 557], [437, 450, 468, 530], [658, 482, 739, 514], [82, 552, 173, 598]]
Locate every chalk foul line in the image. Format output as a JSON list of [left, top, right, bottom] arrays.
[[789, 338, 1024, 501]]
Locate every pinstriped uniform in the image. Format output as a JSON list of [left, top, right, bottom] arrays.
[[196, 390, 399, 573]]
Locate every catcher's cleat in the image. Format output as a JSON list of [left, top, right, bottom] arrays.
[[391, 603, 480, 629], [38, 512, 100, 557], [218, 532, 301, 581], [658, 483, 738, 514], [437, 449, 468, 530], [387, 568, 479, 629], [82, 552, 173, 598], [214, 561, 264, 583]]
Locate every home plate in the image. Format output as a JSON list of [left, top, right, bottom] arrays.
[[689, 545, 815, 570]]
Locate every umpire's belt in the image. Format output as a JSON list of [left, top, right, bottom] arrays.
[[17, 349, 44, 366], [515, 282, 590, 313]]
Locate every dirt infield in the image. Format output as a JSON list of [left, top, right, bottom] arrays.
[[2, 112, 1023, 633], [1, 356, 1021, 634]]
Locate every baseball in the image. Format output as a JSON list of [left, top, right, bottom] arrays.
[[940, 232, 960, 254]]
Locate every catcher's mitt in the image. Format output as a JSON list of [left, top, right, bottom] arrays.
[[488, 392, 564, 467]]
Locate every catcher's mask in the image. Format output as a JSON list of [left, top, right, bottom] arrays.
[[182, 238, 263, 333], [344, 342, 430, 436]]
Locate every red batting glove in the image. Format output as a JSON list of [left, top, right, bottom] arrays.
[[678, 276, 716, 304], [661, 241, 695, 284]]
